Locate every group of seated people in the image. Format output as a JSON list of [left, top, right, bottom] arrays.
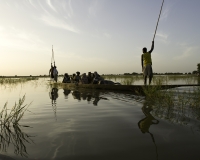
[[62, 71, 103, 84]]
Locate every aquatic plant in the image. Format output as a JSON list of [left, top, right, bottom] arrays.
[[0, 77, 38, 86], [0, 95, 33, 157], [143, 85, 200, 125]]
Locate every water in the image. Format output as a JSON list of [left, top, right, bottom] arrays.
[[0, 78, 200, 160]]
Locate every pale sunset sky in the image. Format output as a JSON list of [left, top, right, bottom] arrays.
[[0, 0, 200, 76]]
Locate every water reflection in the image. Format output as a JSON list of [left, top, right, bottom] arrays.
[[63, 89, 71, 99], [0, 124, 33, 158], [71, 90, 108, 106], [138, 101, 159, 160], [49, 88, 58, 106], [49, 87, 58, 120]]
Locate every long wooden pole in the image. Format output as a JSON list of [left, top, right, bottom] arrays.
[[153, 0, 165, 41]]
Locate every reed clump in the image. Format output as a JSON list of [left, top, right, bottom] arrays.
[[143, 85, 200, 124], [0, 95, 32, 157], [0, 77, 38, 85]]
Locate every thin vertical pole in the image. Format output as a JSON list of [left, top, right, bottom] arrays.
[[153, 0, 165, 41]]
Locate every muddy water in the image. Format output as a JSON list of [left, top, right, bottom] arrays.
[[0, 78, 200, 160]]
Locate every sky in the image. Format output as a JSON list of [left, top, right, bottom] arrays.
[[0, 0, 200, 76]]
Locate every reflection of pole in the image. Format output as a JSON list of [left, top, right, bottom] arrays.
[[149, 132, 158, 160], [52, 103, 57, 121]]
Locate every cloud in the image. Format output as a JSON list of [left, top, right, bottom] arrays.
[[155, 31, 169, 44], [156, 32, 168, 39], [0, 27, 46, 51], [40, 14, 79, 33], [46, 0, 57, 13], [161, 8, 169, 20]]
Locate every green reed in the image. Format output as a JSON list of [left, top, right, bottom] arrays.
[[0, 95, 30, 126], [0, 95, 32, 157], [143, 85, 200, 124], [0, 77, 38, 85]]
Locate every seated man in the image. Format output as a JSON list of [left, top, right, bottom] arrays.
[[87, 72, 94, 84], [93, 71, 103, 84], [81, 73, 88, 84], [75, 71, 81, 83], [62, 73, 71, 83]]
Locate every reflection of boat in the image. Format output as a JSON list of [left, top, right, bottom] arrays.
[[50, 83, 200, 94], [71, 90, 108, 106]]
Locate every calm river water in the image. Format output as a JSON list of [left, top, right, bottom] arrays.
[[0, 77, 200, 160]]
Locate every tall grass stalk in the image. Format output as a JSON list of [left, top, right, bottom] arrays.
[[0, 95, 32, 157], [143, 85, 200, 125]]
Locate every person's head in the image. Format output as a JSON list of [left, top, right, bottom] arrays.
[[88, 72, 91, 76], [143, 47, 147, 53], [65, 73, 68, 76], [76, 71, 80, 75]]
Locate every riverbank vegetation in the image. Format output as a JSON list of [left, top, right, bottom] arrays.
[[142, 85, 200, 124]]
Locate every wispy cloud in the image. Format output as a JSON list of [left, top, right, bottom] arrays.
[[0, 27, 45, 51], [40, 14, 79, 33], [46, 0, 57, 13], [155, 31, 169, 44], [161, 8, 169, 20], [156, 32, 168, 39]]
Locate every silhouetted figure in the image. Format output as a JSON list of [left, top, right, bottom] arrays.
[[87, 72, 93, 84], [62, 73, 71, 83], [93, 71, 102, 84], [71, 73, 76, 83], [75, 71, 81, 84], [81, 73, 88, 84], [141, 41, 154, 85], [49, 65, 54, 80], [53, 66, 58, 82]]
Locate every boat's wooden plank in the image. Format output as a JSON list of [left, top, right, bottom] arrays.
[[49, 82, 200, 94]]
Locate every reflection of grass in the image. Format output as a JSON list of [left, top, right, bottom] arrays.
[[0, 95, 33, 157]]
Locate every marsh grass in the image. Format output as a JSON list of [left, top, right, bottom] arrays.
[[0, 95, 33, 157], [0, 77, 38, 89], [102, 75, 143, 85], [143, 85, 200, 125]]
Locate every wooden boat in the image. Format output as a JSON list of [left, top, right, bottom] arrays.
[[49, 82, 200, 95]]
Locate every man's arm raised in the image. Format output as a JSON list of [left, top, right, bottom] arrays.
[[148, 41, 154, 53]]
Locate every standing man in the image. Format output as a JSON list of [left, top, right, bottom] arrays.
[[49, 65, 54, 81], [141, 41, 154, 85], [53, 66, 58, 82]]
